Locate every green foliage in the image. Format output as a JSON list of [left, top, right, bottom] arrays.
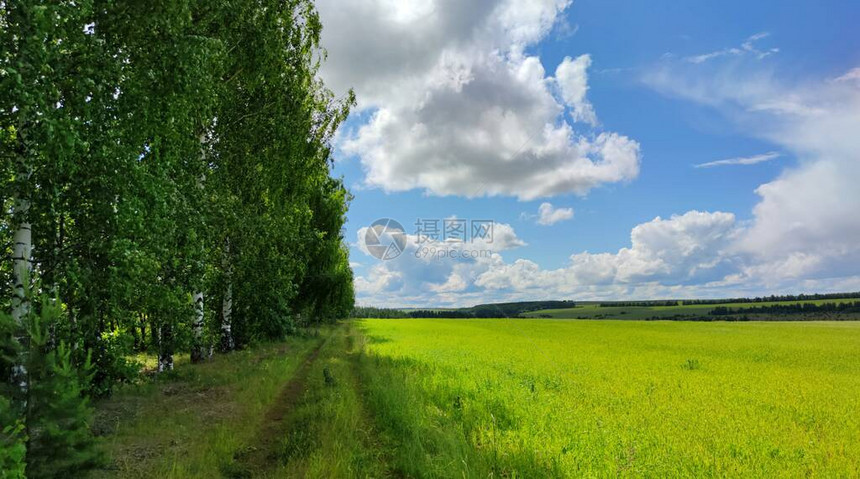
[[0, 311, 26, 477], [2, 0, 354, 471], [403, 301, 578, 319], [681, 358, 701, 370], [26, 344, 102, 478], [24, 301, 103, 478], [0, 300, 102, 478], [350, 306, 407, 319], [0, 398, 26, 478], [1, 0, 353, 382]]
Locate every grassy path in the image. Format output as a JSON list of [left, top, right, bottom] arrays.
[[263, 323, 391, 477], [90, 323, 392, 478], [232, 337, 329, 475], [89, 332, 325, 478]]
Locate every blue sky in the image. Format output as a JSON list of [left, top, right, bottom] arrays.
[[317, 0, 860, 307]]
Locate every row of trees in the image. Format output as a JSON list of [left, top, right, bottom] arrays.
[[1, 0, 354, 476], [681, 292, 860, 305], [709, 302, 860, 316], [599, 301, 680, 307], [349, 301, 580, 319], [350, 307, 407, 319]]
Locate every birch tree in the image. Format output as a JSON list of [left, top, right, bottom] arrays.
[[0, 0, 356, 429]]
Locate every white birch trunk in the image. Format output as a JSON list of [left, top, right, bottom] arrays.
[[157, 324, 174, 372], [221, 281, 234, 351], [220, 239, 234, 351], [11, 197, 31, 324], [157, 353, 174, 372], [191, 132, 209, 362], [191, 292, 205, 362], [10, 194, 31, 395]]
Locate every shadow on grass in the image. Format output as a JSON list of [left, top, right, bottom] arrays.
[[354, 347, 566, 478]]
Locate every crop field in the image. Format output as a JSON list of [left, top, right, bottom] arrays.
[[356, 319, 860, 477], [521, 298, 860, 320]]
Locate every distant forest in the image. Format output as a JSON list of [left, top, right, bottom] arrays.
[[680, 292, 860, 305], [709, 301, 860, 317], [351, 301, 576, 319], [597, 292, 860, 307], [352, 293, 860, 319], [599, 301, 680, 307]]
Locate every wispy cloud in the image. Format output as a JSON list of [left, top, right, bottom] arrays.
[[695, 151, 781, 168], [537, 202, 574, 225], [833, 67, 860, 84], [685, 32, 779, 64]]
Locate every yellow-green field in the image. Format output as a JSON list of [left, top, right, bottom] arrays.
[[357, 319, 860, 477]]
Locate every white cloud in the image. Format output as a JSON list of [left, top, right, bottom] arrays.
[[646, 61, 860, 287], [353, 60, 860, 307], [536, 202, 574, 225], [354, 263, 403, 296], [516, 210, 738, 289], [353, 211, 747, 306], [354, 203, 860, 307], [476, 211, 737, 294], [695, 151, 780, 168], [555, 54, 597, 125], [352, 220, 527, 305], [335, 15, 860, 306], [684, 32, 779, 64], [317, 0, 640, 200], [428, 273, 469, 293], [833, 67, 860, 84]]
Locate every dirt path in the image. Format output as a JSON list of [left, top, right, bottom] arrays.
[[234, 336, 328, 475]]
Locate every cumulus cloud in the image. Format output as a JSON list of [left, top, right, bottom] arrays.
[[353, 60, 860, 307], [646, 59, 860, 287], [478, 210, 739, 290], [353, 208, 860, 308], [555, 54, 597, 125], [354, 211, 746, 306], [695, 151, 781, 168], [352, 220, 526, 304], [536, 202, 574, 225], [331, 13, 860, 306], [317, 0, 640, 200]]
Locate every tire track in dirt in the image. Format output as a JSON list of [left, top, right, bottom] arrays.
[[233, 336, 328, 475]]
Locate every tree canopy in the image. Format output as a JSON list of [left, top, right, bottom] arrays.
[[1, 1, 354, 474]]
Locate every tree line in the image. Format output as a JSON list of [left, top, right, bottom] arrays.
[[350, 301, 578, 319], [350, 307, 407, 319], [681, 292, 860, 305], [1, 1, 354, 476], [709, 302, 860, 317], [599, 301, 680, 307]]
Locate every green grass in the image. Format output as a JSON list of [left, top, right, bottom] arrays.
[[523, 298, 860, 319], [264, 324, 389, 478], [89, 333, 324, 478], [88, 319, 860, 477], [355, 319, 860, 477]]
